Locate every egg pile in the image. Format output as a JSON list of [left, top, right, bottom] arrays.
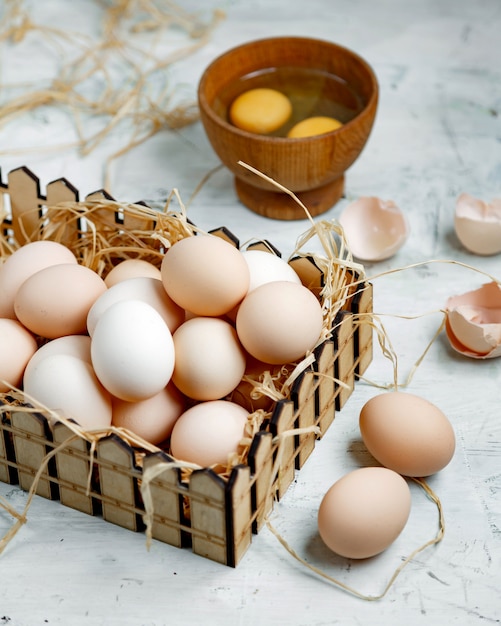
[[0, 234, 325, 469], [317, 390, 456, 560]]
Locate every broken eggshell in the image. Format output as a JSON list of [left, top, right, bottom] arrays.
[[445, 281, 501, 358], [338, 196, 409, 262], [454, 193, 501, 256]]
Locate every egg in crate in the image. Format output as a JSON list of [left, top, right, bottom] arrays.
[[14, 263, 107, 339], [161, 234, 250, 317], [90, 299, 175, 402], [235, 280, 324, 364], [170, 399, 250, 467], [23, 352, 113, 430], [87, 275, 184, 336], [0, 240, 78, 319], [171, 316, 247, 401], [104, 258, 161, 287], [0, 318, 38, 392]]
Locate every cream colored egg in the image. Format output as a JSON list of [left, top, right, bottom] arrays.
[[359, 391, 456, 477], [318, 467, 411, 559], [24, 335, 92, 383], [23, 353, 112, 430], [236, 281, 323, 364], [172, 317, 247, 401], [0, 318, 38, 392], [104, 259, 162, 287], [112, 382, 186, 445], [91, 299, 175, 402], [14, 263, 107, 339], [161, 235, 250, 317], [0, 241, 78, 319], [87, 276, 184, 336], [170, 400, 249, 467], [242, 249, 301, 292]]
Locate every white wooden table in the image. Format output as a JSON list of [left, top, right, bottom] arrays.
[[1, 1, 500, 624]]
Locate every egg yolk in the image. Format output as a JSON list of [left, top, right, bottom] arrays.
[[287, 115, 343, 138], [229, 88, 292, 134]]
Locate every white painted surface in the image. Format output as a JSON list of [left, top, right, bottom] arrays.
[[0, 1, 500, 624]]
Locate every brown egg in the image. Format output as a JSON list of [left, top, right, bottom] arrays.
[[14, 263, 107, 339], [359, 391, 456, 477], [161, 235, 250, 317], [112, 382, 186, 445], [0, 241, 78, 319], [318, 467, 411, 559], [0, 318, 38, 392], [104, 259, 161, 287], [236, 281, 323, 364]]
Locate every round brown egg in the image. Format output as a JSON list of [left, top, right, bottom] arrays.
[[14, 263, 107, 339], [236, 281, 323, 364], [172, 317, 247, 401], [0, 240, 78, 319], [104, 259, 161, 287], [170, 400, 249, 467], [0, 318, 38, 392], [318, 467, 411, 559], [161, 234, 250, 317], [112, 382, 186, 445], [359, 391, 456, 477]]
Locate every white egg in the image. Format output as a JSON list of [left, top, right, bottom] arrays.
[[91, 299, 175, 402], [23, 353, 112, 430]]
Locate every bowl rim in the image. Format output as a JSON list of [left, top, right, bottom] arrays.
[[197, 35, 379, 144]]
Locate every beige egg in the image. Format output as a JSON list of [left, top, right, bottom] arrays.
[[24, 335, 92, 383], [359, 391, 456, 477], [0, 318, 38, 392], [318, 467, 411, 559], [172, 317, 247, 401], [236, 281, 323, 364], [0, 241, 78, 319], [87, 276, 184, 336], [23, 353, 112, 430], [104, 259, 162, 287], [112, 382, 186, 445], [161, 235, 250, 317], [170, 400, 249, 467], [14, 263, 107, 339]]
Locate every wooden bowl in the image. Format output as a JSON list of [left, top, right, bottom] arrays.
[[198, 36, 379, 220]]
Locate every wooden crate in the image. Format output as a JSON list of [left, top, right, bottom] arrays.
[[0, 165, 372, 566]]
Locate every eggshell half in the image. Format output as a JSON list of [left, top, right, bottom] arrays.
[[445, 281, 501, 358], [454, 193, 501, 255], [318, 467, 411, 559], [339, 196, 409, 262]]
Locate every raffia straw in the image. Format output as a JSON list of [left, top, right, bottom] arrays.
[[0, 0, 225, 191], [265, 476, 445, 601]]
